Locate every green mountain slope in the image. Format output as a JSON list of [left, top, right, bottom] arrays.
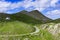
[[11, 13, 42, 25], [0, 10, 52, 23], [51, 18, 60, 23], [20, 10, 52, 22]]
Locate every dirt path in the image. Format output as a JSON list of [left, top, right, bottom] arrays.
[[0, 26, 40, 37]]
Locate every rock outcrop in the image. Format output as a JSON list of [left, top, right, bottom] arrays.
[[40, 23, 60, 35]]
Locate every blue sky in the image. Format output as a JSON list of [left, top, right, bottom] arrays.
[[0, 0, 60, 19], [5, 0, 23, 2]]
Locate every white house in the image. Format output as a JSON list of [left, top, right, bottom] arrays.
[[6, 17, 10, 20]]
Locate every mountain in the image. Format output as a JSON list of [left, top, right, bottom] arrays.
[[0, 10, 52, 24], [16, 10, 52, 23], [28, 10, 52, 22], [0, 11, 42, 25]]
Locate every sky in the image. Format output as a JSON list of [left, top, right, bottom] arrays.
[[0, 0, 60, 19]]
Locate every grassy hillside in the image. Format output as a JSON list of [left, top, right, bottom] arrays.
[[51, 19, 60, 23], [0, 13, 42, 35], [12, 13, 43, 24], [0, 21, 35, 35], [0, 11, 55, 40]]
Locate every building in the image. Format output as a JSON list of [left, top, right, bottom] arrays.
[[6, 17, 10, 20]]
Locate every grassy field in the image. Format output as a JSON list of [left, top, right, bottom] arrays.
[[0, 21, 56, 40], [0, 13, 57, 40], [0, 29, 55, 40], [0, 21, 35, 35]]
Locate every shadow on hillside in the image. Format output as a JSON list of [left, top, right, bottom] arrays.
[[0, 18, 46, 25], [0, 13, 52, 25]]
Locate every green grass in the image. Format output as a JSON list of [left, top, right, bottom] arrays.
[[0, 29, 55, 40], [0, 21, 34, 35], [0, 21, 56, 40], [22, 29, 55, 40]]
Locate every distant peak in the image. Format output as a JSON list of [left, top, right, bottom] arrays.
[[20, 10, 28, 12], [33, 10, 39, 12], [29, 10, 40, 13], [30, 10, 39, 12], [16, 10, 28, 14]]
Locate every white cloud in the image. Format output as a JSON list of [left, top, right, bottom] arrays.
[[50, 0, 59, 7], [0, 1, 23, 12], [47, 10, 60, 15], [0, 0, 50, 13], [23, 0, 50, 11], [0, 0, 59, 12], [0, 0, 60, 19], [46, 10, 60, 19]]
